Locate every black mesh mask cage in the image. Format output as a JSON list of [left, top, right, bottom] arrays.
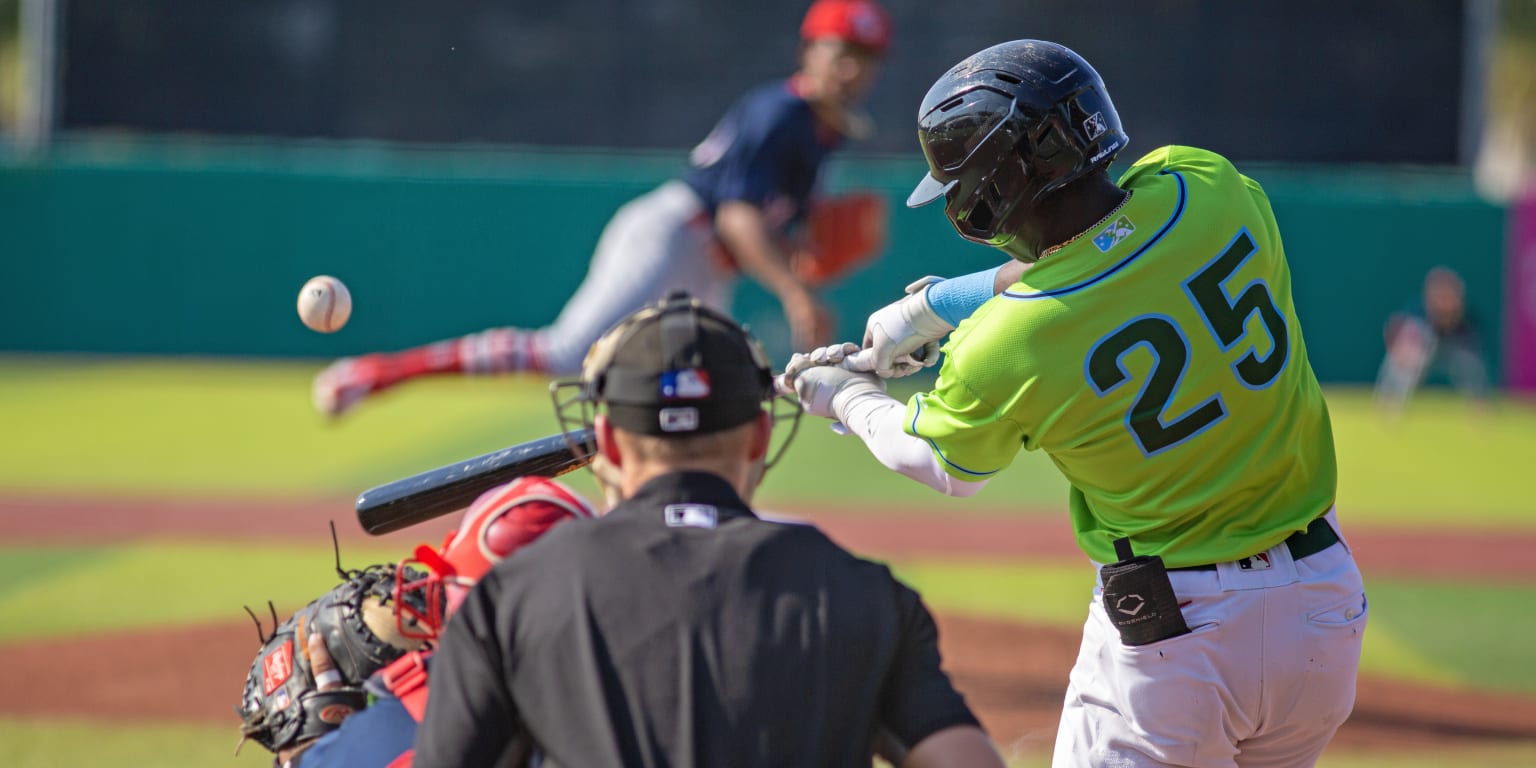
[[907, 40, 1129, 260], [549, 294, 802, 470]]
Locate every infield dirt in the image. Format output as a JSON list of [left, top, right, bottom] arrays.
[[2, 494, 1534, 757]]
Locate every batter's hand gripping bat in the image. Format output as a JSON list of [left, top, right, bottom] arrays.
[[355, 428, 595, 535], [773, 348, 888, 436]]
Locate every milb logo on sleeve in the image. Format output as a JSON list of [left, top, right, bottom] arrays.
[[1093, 216, 1135, 252]]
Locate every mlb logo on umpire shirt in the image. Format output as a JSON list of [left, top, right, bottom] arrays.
[[665, 504, 719, 529]]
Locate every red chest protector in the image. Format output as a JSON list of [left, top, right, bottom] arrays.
[[378, 649, 432, 722], [377, 650, 432, 768]]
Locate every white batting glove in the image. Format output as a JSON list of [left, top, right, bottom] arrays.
[[859, 275, 954, 378], [791, 364, 886, 420], [782, 342, 862, 385]]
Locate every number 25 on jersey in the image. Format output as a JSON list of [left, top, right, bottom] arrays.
[[1085, 229, 1290, 456]]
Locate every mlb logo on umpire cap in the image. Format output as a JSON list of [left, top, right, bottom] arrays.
[[578, 292, 774, 438], [660, 368, 712, 399]]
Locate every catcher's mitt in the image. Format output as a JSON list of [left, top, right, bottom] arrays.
[[235, 563, 428, 755], [793, 192, 888, 286]]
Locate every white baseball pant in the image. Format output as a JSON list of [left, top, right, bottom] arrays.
[[533, 180, 737, 376], [1053, 509, 1367, 767]]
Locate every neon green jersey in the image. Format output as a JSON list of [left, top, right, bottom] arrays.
[[906, 145, 1337, 567]]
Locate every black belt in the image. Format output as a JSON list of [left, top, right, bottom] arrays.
[[1169, 517, 1339, 571]]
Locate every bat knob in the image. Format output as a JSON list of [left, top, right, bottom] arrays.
[[773, 373, 794, 396]]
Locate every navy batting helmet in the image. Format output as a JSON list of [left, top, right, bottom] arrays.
[[907, 40, 1128, 262]]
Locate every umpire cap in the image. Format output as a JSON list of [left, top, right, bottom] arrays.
[[577, 292, 777, 437]]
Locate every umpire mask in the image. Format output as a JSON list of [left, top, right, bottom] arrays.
[[550, 292, 801, 483]]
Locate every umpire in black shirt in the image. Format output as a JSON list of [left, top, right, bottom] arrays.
[[414, 293, 1002, 768]]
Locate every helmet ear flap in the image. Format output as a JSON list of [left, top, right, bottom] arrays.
[[969, 151, 1034, 238], [967, 186, 999, 233]]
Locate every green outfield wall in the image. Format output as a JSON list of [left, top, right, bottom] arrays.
[[0, 138, 1506, 384]]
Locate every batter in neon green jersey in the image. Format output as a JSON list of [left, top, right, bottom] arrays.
[[783, 39, 1366, 767], [909, 144, 1336, 568]]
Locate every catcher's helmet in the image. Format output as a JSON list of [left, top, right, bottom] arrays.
[[907, 40, 1128, 262], [395, 477, 595, 639]]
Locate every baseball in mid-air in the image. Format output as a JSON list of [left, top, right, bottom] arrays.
[[297, 275, 352, 333]]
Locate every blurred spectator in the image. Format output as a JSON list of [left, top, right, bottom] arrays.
[[1374, 266, 1491, 414]]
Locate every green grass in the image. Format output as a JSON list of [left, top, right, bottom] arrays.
[[0, 541, 401, 642], [1356, 578, 1536, 695], [0, 355, 1072, 510], [890, 560, 1095, 626], [0, 718, 273, 767], [3, 356, 1533, 691], [8, 538, 1528, 697], [0, 356, 565, 497], [887, 560, 1536, 697], [2, 357, 1535, 765], [5, 357, 1536, 526], [1327, 388, 1533, 526], [5, 532, 1530, 695]]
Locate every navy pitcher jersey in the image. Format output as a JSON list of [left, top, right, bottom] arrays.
[[682, 80, 842, 231]]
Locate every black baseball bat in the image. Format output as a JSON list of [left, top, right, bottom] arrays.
[[355, 428, 595, 535]]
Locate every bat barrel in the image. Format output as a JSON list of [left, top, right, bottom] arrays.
[[355, 429, 594, 535]]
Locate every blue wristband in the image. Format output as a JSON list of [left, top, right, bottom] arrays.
[[926, 266, 1003, 327]]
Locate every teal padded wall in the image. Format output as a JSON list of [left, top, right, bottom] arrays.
[[0, 139, 1506, 384]]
